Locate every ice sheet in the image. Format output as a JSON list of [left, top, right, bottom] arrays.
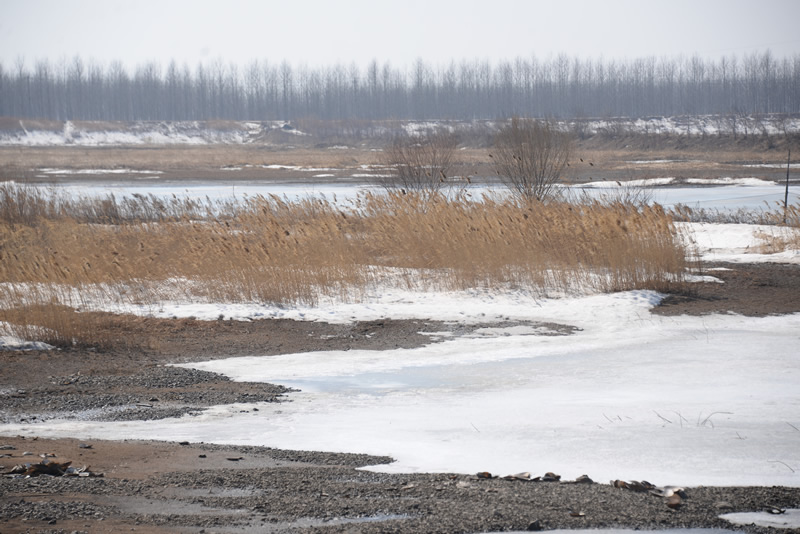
[[3, 290, 798, 488]]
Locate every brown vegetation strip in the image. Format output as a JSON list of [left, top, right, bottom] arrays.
[[1, 186, 687, 346]]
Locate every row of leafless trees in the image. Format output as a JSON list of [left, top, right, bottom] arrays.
[[1, 52, 798, 121]]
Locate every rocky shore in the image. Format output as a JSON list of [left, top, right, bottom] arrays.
[[2, 262, 799, 533]]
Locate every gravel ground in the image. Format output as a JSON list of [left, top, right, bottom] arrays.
[[2, 261, 800, 533], [0, 366, 291, 425], [2, 436, 798, 534]]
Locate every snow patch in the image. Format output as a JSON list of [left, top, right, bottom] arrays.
[[721, 509, 800, 529], [0, 121, 306, 146], [580, 178, 675, 188], [743, 163, 800, 169], [38, 168, 163, 175], [684, 177, 774, 186], [0, 323, 54, 351], [684, 274, 724, 283], [681, 222, 800, 264]]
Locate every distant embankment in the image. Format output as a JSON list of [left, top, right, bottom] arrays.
[[0, 118, 309, 147], [1, 115, 799, 148]]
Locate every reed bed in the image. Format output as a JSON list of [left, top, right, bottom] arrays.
[[1, 186, 688, 347]]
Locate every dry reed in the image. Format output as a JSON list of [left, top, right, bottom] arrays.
[[1, 187, 687, 347]]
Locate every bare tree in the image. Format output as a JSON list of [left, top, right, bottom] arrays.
[[380, 131, 459, 196], [2, 52, 799, 121], [490, 117, 573, 202]]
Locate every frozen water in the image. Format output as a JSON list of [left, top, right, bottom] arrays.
[[721, 509, 800, 529], [1, 181, 799, 488], [2, 290, 798, 488], [22, 178, 799, 214]]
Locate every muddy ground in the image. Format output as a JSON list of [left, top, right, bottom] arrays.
[[2, 142, 797, 187], [1, 261, 799, 533]]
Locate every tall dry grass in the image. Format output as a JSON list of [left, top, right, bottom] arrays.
[[1, 186, 687, 347], [0, 181, 235, 225]]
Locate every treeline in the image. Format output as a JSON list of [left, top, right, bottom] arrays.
[[1, 51, 798, 122]]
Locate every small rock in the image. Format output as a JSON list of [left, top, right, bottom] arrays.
[[651, 485, 686, 498], [574, 474, 593, 484], [715, 501, 734, 510], [527, 519, 542, 531], [666, 494, 682, 509]]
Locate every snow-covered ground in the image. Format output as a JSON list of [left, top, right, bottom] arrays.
[[1, 178, 799, 531], [0, 120, 296, 146], [1, 219, 799, 497], [3, 286, 798, 489], [580, 115, 800, 137], [682, 222, 800, 264], [2, 115, 799, 146]]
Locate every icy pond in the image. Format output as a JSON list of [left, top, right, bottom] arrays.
[[31, 176, 800, 214]]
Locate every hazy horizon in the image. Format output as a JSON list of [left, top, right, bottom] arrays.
[[1, 0, 799, 70]]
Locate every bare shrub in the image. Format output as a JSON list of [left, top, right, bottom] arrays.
[[490, 117, 573, 202], [379, 132, 459, 196]]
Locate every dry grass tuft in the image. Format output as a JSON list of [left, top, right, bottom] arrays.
[[1, 187, 687, 347]]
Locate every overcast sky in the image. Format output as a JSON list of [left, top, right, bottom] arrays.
[[1, 0, 799, 70]]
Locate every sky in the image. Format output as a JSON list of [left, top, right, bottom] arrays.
[[1, 0, 799, 71]]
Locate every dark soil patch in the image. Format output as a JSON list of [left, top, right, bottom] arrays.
[[655, 262, 800, 317]]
